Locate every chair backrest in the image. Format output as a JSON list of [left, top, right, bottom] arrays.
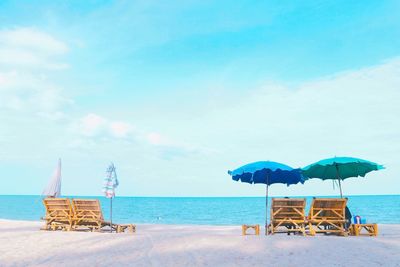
[[309, 198, 347, 221], [72, 199, 104, 222], [43, 198, 72, 220], [270, 198, 306, 221]]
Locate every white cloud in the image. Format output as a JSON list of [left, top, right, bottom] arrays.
[[0, 28, 71, 116], [76, 113, 166, 143], [147, 132, 169, 146], [110, 121, 134, 138], [0, 48, 68, 70], [76, 113, 138, 139], [79, 113, 107, 137], [0, 71, 71, 113], [0, 27, 69, 70], [203, 57, 400, 134], [76, 113, 157, 142], [73, 113, 199, 160], [0, 27, 68, 54]]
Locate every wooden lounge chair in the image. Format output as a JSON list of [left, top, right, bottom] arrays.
[[267, 198, 307, 236], [42, 198, 73, 231], [72, 199, 135, 233], [307, 198, 348, 236], [72, 199, 114, 231]]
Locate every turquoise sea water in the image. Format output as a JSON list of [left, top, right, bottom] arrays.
[[0, 195, 399, 225]]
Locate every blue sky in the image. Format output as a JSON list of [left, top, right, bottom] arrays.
[[0, 0, 399, 196]]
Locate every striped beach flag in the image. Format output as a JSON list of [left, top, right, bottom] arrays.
[[103, 163, 119, 198]]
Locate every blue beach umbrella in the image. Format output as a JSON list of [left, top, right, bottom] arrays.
[[228, 161, 305, 231], [302, 157, 384, 198]]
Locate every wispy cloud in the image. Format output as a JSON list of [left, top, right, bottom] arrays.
[[0, 27, 72, 120], [194, 57, 400, 167], [72, 112, 201, 160], [0, 27, 69, 70], [147, 132, 170, 146], [0, 70, 71, 114], [75, 113, 135, 139], [0, 27, 68, 53], [110, 121, 134, 138]]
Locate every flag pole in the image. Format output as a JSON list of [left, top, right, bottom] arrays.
[[104, 162, 118, 233], [110, 197, 113, 233]]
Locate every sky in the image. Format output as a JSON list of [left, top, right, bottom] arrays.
[[0, 0, 399, 197]]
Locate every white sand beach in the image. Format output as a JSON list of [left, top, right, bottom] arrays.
[[0, 220, 399, 267]]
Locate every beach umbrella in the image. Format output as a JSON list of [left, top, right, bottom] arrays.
[[302, 157, 384, 198], [228, 161, 305, 233], [42, 158, 62, 198], [102, 162, 119, 232]]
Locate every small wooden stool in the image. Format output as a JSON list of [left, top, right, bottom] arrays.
[[350, 224, 378, 236], [117, 224, 136, 233], [242, 224, 260, 235], [50, 222, 71, 231]]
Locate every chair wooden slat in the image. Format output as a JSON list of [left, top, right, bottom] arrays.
[[307, 198, 348, 236], [72, 199, 116, 231], [42, 198, 73, 231], [267, 198, 306, 236]]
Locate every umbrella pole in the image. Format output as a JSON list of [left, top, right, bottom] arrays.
[[335, 164, 343, 198], [265, 184, 269, 235], [110, 197, 113, 233]]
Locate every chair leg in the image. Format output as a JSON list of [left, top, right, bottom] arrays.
[[341, 223, 348, 236], [42, 222, 50, 230], [267, 224, 271, 235], [300, 224, 306, 236], [308, 223, 315, 236], [255, 225, 260, 235]]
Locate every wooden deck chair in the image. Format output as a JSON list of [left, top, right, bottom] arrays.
[[71, 199, 116, 231], [267, 198, 306, 236], [42, 198, 73, 231], [307, 198, 348, 236]]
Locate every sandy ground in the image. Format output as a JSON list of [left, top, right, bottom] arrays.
[[0, 220, 399, 267]]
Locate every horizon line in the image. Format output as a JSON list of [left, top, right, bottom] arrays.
[[1, 194, 399, 198]]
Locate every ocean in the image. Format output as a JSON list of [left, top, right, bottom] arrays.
[[0, 195, 399, 225]]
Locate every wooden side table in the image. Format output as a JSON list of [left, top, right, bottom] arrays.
[[350, 224, 378, 236], [242, 224, 260, 235]]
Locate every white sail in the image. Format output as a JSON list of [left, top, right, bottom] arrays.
[[42, 158, 62, 197]]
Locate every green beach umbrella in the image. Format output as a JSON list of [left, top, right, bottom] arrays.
[[302, 157, 384, 198]]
